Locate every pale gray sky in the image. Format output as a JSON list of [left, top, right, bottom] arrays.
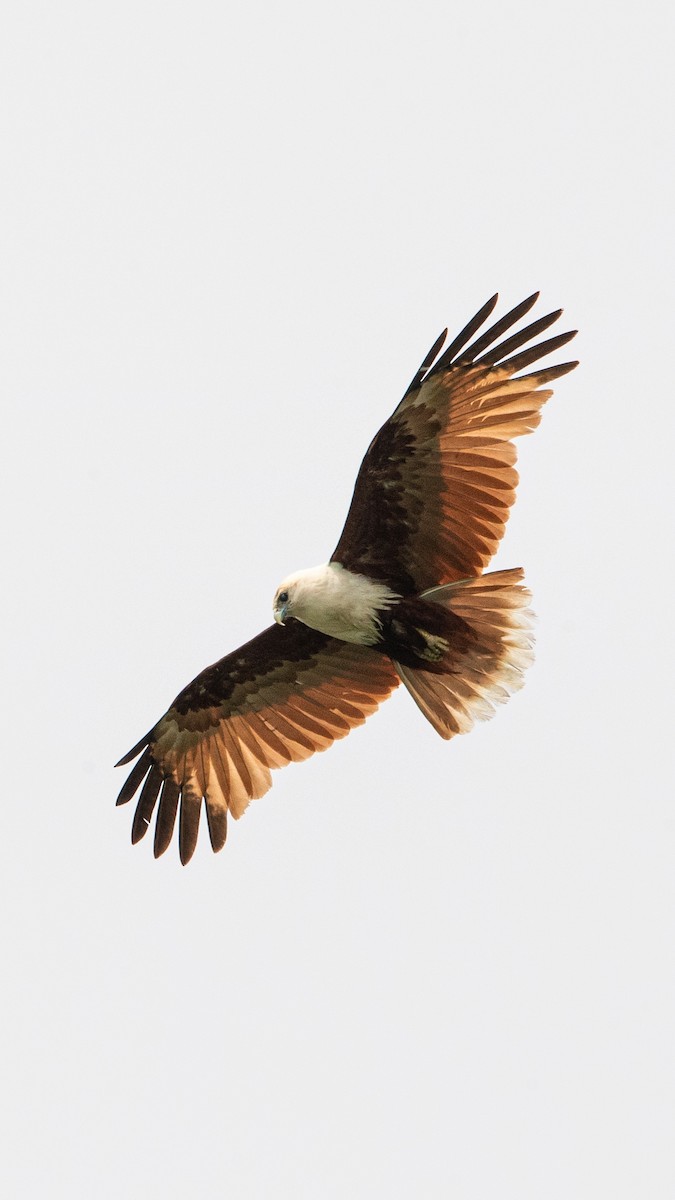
[[2, 2, 673, 1197]]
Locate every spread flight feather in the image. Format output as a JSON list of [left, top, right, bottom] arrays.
[[116, 292, 577, 863]]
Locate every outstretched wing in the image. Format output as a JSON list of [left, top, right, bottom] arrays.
[[331, 293, 578, 594], [116, 621, 399, 864]]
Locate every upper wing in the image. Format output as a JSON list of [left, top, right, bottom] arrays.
[[331, 293, 578, 594], [115, 621, 399, 864]]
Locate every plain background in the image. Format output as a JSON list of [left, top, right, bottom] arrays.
[[2, 2, 673, 1196]]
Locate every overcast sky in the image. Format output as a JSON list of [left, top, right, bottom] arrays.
[[2, 2, 673, 1197]]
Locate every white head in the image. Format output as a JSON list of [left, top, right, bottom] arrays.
[[272, 562, 400, 645], [272, 567, 324, 627]]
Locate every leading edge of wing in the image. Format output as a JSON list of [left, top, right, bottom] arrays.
[[115, 621, 399, 864]]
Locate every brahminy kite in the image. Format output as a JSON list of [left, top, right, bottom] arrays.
[[116, 292, 577, 863]]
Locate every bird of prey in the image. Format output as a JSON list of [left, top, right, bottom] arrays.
[[116, 292, 577, 863]]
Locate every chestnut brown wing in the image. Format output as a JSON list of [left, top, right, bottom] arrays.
[[116, 621, 399, 864], [331, 293, 577, 594]]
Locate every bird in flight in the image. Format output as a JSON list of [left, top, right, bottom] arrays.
[[116, 292, 577, 863]]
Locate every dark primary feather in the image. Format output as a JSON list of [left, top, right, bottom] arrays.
[[430, 293, 500, 372], [457, 293, 541, 362], [402, 327, 448, 398], [472, 307, 561, 364]]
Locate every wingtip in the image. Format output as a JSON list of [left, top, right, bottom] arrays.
[[179, 843, 197, 867], [131, 818, 150, 844], [558, 328, 578, 347], [115, 732, 151, 768], [558, 358, 580, 375]]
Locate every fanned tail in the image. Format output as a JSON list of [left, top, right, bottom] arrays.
[[395, 568, 535, 739]]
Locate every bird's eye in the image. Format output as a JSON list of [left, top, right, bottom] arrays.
[[279, 591, 289, 603]]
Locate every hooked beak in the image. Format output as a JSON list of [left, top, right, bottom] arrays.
[[274, 604, 287, 626]]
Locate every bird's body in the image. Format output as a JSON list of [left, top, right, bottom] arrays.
[[116, 292, 577, 863], [275, 563, 476, 669]]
